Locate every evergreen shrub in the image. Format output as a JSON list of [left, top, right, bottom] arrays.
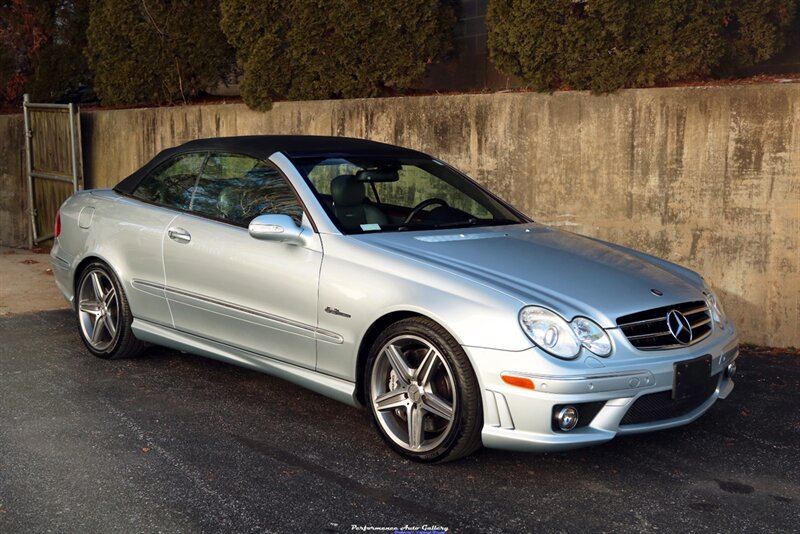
[[487, 0, 798, 92]]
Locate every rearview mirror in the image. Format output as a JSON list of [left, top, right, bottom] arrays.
[[248, 214, 305, 245], [355, 169, 399, 182]]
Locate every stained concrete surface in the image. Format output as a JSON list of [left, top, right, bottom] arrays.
[[0, 247, 68, 317], [1, 84, 799, 347], [1, 310, 798, 533], [80, 85, 800, 348]]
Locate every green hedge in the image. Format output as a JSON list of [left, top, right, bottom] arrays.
[[488, 0, 798, 92], [220, 0, 456, 111], [8, 1, 796, 109], [86, 0, 233, 105]]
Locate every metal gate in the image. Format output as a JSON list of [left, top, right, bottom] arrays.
[[22, 93, 84, 246]]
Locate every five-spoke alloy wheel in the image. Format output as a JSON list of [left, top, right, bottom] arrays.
[[75, 262, 144, 359], [78, 269, 120, 352], [366, 317, 482, 463]]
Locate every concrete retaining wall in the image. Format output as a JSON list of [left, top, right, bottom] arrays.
[[1, 84, 798, 347]]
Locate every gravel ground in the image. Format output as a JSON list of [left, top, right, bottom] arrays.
[[0, 310, 798, 533]]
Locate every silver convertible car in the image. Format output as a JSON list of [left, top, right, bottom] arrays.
[[51, 136, 739, 462]]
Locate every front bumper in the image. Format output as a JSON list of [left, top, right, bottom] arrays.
[[465, 324, 739, 452]]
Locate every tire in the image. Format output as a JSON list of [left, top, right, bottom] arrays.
[[365, 316, 483, 463], [75, 261, 145, 359]]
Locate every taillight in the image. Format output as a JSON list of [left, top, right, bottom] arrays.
[[54, 210, 61, 238]]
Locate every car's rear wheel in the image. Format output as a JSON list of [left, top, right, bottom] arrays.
[[365, 317, 483, 462], [76, 262, 145, 359]]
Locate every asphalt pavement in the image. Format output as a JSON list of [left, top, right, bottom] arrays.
[[1, 310, 798, 533]]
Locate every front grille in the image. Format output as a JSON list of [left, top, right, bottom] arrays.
[[620, 373, 720, 425], [617, 300, 712, 350]]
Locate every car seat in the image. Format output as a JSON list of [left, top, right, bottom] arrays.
[[330, 174, 388, 231]]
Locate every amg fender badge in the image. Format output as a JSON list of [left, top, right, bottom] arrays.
[[324, 306, 351, 318]]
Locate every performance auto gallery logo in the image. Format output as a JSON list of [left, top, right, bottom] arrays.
[[350, 525, 449, 534]]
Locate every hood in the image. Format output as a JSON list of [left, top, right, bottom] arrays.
[[356, 223, 704, 328]]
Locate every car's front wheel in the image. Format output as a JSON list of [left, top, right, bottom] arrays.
[[76, 262, 145, 359], [365, 317, 483, 462]]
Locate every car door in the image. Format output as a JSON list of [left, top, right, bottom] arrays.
[[161, 153, 322, 369], [123, 151, 208, 327]]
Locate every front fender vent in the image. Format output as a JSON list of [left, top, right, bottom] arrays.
[[617, 301, 712, 351]]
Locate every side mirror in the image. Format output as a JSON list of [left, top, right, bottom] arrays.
[[248, 214, 306, 245]]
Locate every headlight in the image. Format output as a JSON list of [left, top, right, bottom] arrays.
[[703, 287, 726, 328], [519, 307, 612, 359], [570, 317, 612, 356], [520, 307, 580, 359]]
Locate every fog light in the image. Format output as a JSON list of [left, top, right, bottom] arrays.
[[556, 406, 579, 431], [726, 362, 737, 378]]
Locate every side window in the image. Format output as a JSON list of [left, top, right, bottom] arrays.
[[190, 153, 304, 227], [132, 153, 206, 210]]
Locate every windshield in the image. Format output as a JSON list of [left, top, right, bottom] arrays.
[[292, 156, 527, 234]]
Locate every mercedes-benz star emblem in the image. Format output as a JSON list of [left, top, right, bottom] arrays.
[[666, 310, 693, 344], [650, 288, 663, 296]]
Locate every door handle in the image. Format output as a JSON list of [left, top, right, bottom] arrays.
[[167, 227, 191, 243]]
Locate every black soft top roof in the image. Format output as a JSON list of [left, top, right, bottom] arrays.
[[114, 135, 428, 194]]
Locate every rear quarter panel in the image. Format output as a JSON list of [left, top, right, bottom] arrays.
[[52, 189, 176, 327]]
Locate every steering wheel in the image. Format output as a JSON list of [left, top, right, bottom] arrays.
[[402, 198, 450, 224]]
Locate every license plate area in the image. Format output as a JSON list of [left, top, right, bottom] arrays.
[[673, 355, 712, 400]]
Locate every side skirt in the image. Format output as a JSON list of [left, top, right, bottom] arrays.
[[131, 318, 359, 407]]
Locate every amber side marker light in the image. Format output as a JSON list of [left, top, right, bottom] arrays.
[[501, 374, 535, 390]]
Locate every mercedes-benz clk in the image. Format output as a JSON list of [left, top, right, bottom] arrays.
[[51, 136, 739, 462]]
